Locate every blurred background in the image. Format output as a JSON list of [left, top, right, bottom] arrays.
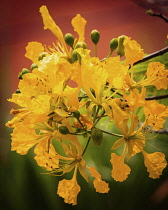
[[1, 0, 168, 209]]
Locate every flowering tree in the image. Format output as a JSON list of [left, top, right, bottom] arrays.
[[6, 5, 168, 205]]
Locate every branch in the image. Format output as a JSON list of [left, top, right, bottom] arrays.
[[145, 94, 168, 101], [146, 10, 168, 23], [134, 46, 168, 66], [153, 128, 168, 135]]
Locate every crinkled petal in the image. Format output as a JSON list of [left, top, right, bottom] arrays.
[[142, 151, 167, 179], [110, 153, 131, 182], [71, 14, 87, 42], [88, 166, 110, 193], [57, 179, 80, 205], [25, 42, 44, 63]]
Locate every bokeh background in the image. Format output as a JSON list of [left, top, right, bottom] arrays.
[[1, 0, 168, 209]]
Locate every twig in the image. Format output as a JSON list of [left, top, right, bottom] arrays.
[[145, 94, 168, 101], [134, 46, 168, 66], [146, 10, 168, 23]]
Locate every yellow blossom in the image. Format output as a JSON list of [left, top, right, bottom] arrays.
[[71, 14, 87, 42], [124, 36, 144, 65], [57, 166, 80, 205], [40, 6, 66, 48], [142, 151, 167, 179], [110, 153, 131, 182], [88, 166, 110, 193], [144, 100, 168, 130], [25, 42, 44, 63]]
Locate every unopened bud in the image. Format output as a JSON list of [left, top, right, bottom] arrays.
[[75, 42, 87, 49], [109, 38, 118, 53], [71, 50, 78, 63], [64, 33, 74, 48], [90, 29, 100, 45], [73, 111, 80, 120], [18, 68, 30, 79], [59, 126, 70, 135], [116, 35, 125, 57], [31, 63, 38, 70], [15, 89, 21, 94], [38, 52, 48, 61], [146, 9, 153, 15], [91, 128, 103, 147]]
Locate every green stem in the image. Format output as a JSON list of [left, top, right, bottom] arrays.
[[94, 44, 97, 57], [99, 128, 123, 137], [82, 136, 91, 156]]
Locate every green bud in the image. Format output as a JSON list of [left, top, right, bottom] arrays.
[[146, 9, 153, 15], [64, 33, 74, 48], [75, 42, 87, 49], [31, 63, 38, 70], [90, 29, 100, 45], [91, 128, 103, 147], [116, 35, 126, 57], [58, 126, 70, 135], [73, 111, 80, 120], [38, 52, 48, 61], [22, 68, 30, 74], [18, 68, 30, 79], [71, 50, 78, 63], [15, 89, 21, 94], [109, 38, 118, 53]]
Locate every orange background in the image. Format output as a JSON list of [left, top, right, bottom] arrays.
[[1, 0, 168, 93]]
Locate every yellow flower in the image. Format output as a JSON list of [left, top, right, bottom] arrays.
[[110, 101, 167, 181], [71, 14, 87, 42], [39, 5, 69, 57], [110, 153, 131, 182], [123, 87, 146, 111], [25, 42, 44, 63], [146, 62, 168, 90], [144, 100, 168, 130], [88, 166, 110, 193], [57, 166, 80, 205], [142, 151, 167, 179], [106, 56, 128, 89], [132, 62, 168, 90], [124, 36, 144, 65]]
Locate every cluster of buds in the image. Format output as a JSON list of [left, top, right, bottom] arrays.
[[6, 5, 168, 205]]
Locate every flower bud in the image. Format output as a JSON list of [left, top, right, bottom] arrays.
[[59, 126, 70, 135], [18, 68, 30, 79], [75, 42, 87, 49], [38, 52, 48, 61], [71, 50, 78, 63], [146, 9, 153, 15], [15, 89, 21, 94], [73, 111, 80, 120], [90, 29, 100, 45], [116, 35, 125, 57], [109, 38, 118, 53], [64, 33, 74, 48], [91, 128, 103, 147], [31, 63, 38, 70]]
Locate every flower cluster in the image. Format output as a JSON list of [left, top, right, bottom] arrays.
[[6, 5, 168, 205]]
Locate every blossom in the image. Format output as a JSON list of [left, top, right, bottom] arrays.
[[123, 36, 144, 66], [6, 4, 168, 206], [88, 166, 110, 193], [110, 100, 167, 181], [25, 42, 44, 63], [57, 166, 81, 205], [71, 14, 87, 42], [144, 100, 168, 130]]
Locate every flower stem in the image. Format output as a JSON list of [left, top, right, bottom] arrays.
[[99, 128, 123, 137], [82, 136, 91, 156]]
